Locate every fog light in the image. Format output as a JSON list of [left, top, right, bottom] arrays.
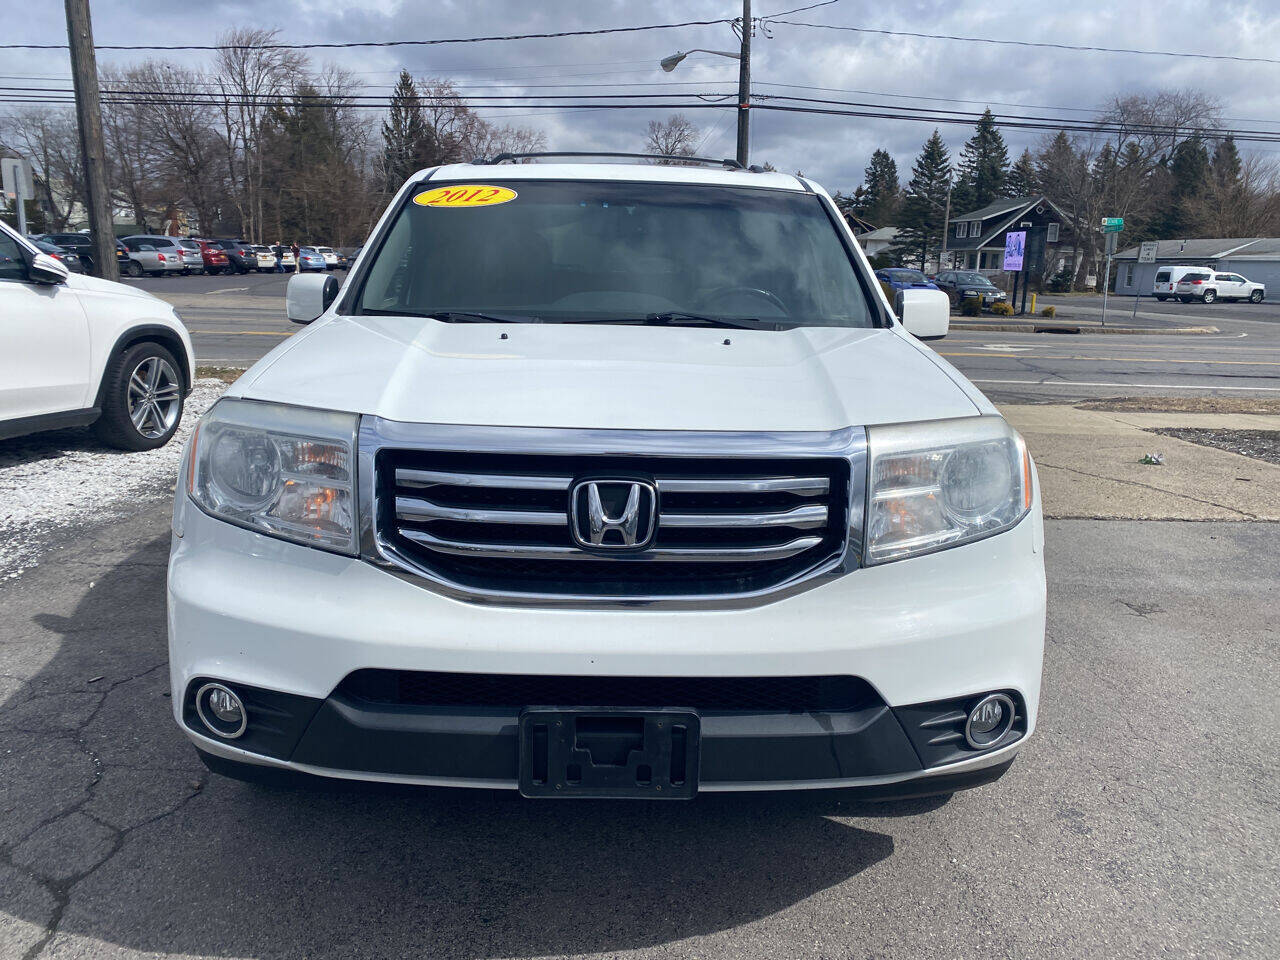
[[964, 693, 1015, 749], [195, 683, 247, 739]]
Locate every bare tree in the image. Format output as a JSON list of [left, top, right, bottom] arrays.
[[100, 65, 162, 231], [1188, 154, 1280, 237], [132, 60, 227, 234], [0, 108, 84, 230], [644, 114, 699, 163], [213, 28, 306, 240]]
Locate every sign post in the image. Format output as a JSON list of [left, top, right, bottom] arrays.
[[1134, 241, 1158, 318], [1003, 230, 1026, 315], [1099, 218, 1124, 327], [1, 157, 34, 236]]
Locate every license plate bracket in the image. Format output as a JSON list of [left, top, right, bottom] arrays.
[[518, 708, 700, 799]]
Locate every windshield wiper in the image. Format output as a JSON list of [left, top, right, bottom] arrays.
[[565, 312, 773, 330], [428, 310, 541, 324], [357, 308, 539, 323]]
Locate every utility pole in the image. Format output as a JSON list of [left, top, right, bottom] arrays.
[[735, 0, 752, 168], [939, 182, 952, 272], [65, 0, 118, 281]]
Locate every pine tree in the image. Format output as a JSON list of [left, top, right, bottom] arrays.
[[860, 148, 900, 226], [1006, 149, 1038, 198], [1161, 138, 1210, 236], [952, 108, 1010, 212], [1211, 136, 1242, 189], [889, 130, 953, 270], [381, 70, 434, 191], [1036, 131, 1078, 209]]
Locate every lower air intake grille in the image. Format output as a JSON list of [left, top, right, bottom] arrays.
[[338, 670, 880, 713]]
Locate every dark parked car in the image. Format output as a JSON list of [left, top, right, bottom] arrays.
[[211, 239, 256, 274], [875, 268, 940, 293], [336, 246, 361, 270], [932, 271, 1008, 307], [28, 237, 86, 273], [36, 232, 104, 273]]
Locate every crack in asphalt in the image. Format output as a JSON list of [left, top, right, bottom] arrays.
[[0, 661, 206, 960], [1034, 459, 1260, 519]]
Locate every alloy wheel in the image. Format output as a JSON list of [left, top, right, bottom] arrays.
[[126, 356, 182, 440]]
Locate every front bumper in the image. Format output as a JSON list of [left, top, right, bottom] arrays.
[[168, 489, 1045, 793]]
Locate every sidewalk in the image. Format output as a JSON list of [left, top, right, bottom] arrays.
[[1000, 404, 1280, 520]]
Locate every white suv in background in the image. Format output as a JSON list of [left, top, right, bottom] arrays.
[[0, 220, 195, 449], [169, 157, 1044, 802], [1175, 270, 1265, 304]]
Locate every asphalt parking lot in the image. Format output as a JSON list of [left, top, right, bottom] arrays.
[[2, 510, 1276, 958]]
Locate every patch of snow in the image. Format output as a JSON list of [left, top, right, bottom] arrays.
[[0, 379, 227, 582]]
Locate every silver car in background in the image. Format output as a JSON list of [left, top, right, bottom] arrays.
[[120, 237, 184, 276], [175, 238, 205, 275], [121, 235, 186, 276]]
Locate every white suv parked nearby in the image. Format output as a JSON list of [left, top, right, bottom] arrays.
[[1175, 269, 1265, 304], [0, 220, 195, 449], [169, 157, 1044, 802]]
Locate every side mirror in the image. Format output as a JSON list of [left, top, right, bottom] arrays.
[[897, 288, 950, 340], [286, 272, 340, 324], [28, 251, 69, 285]]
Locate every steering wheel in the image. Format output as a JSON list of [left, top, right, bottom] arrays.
[[697, 285, 790, 316]]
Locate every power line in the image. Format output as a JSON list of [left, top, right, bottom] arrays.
[[769, 19, 1280, 65], [759, 1, 840, 17], [0, 18, 734, 51]]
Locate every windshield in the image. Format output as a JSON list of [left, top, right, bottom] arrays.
[[355, 179, 876, 328], [885, 269, 927, 282], [953, 272, 991, 285]]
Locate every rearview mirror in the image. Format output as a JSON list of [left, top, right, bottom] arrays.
[[286, 273, 340, 324], [897, 288, 949, 340], [28, 251, 69, 285]]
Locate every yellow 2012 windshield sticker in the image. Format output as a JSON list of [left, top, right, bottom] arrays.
[[412, 185, 517, 208]]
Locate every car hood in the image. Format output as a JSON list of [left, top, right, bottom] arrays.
[[63, 272, 165, 303], [233, 316, 982, 432]]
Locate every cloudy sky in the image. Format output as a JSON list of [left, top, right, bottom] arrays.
[[7, 0, 1280, 191]]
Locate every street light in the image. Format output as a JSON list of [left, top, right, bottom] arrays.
[[660, 49, 740, 72], [660, 0, 753, 167]]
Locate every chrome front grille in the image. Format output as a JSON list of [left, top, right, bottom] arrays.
[[392, 468, 831, 563], [359, 420, 866, 605]]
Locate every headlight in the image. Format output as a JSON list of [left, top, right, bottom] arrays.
[[188, 398, 358, 554], [865, 416, 1032, 564]]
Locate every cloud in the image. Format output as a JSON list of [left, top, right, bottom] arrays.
[[6, 0, 1280, 191]]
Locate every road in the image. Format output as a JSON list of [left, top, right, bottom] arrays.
[[1, 511, 1275, 958], [126, 272, 1280, 401]]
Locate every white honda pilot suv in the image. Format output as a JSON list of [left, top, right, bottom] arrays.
[[169, 157, 1045, 801]]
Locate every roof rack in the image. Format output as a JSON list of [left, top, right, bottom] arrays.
[[471, 151, 755, 171]]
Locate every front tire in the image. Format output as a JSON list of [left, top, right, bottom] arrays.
[[126, 260, 144, 278], [1250, 290, 1264, 303], [92, 342, 184, 451]]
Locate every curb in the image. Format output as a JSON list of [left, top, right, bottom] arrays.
[[950, 322, 1219, 336]]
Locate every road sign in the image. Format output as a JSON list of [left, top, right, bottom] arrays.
[[1105, 232, 1119, 257], [2, 157, 34, 235], [1, 157, 33, 201], [1101, 217, 1124, 233], [1003, 231, 1026, 271], [1138, 241, 1159, 264]]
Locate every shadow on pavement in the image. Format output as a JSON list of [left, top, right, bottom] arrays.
[[1, 530, 925, 959]]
